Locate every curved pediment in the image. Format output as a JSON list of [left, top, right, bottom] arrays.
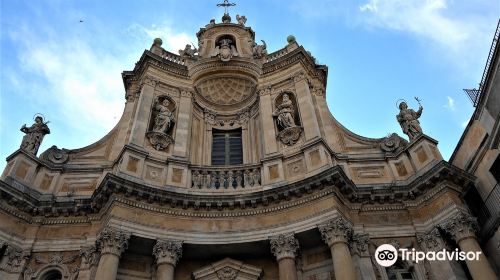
[[192, 258, 263, 280]]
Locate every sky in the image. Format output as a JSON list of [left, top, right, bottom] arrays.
[[1, 0, 499, 171]]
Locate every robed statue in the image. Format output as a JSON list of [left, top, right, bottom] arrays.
[[273, 93, 296, 130], [20, 116, 50, 155], [152, 98, 175, 134], [396, 100, 423, 141]]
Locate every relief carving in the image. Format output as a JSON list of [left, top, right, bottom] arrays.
[[380, 133, 408, 153], [270, 233, 299, 260], [95, 227, 130, 257], [318, 217, 353, 246], [439, 212, 478, 242], [153, 239, 183, 266], [40, 145, 69, 164]]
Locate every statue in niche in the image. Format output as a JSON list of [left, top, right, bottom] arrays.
[[273, 93, 303, 146], [20, 115, 50, 155], [396, 98, 423, 141], [251, 40, 267, 59], [146, 97, 175, 151], [153, 98, 175, 133], [273, 93, 296, 129], [179, 44, 198, 58], [211, 38, 238, 62], [236, 14, 247, 26]]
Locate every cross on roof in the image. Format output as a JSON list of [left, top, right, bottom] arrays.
[[217, 0, 236, 14]]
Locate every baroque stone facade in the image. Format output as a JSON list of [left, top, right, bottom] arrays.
[[0, 7, 498, 280]]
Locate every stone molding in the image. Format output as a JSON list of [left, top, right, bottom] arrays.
[[350, 233, 370, 257], [192, 258, 263, 280], [439, 212, 479, 243], [152, 239, 183, 266], [417, 228, 446, 252], [95, 227, 130, 257], [0, 244, 30, 273], [318, 217, 353, 246], [270, 233, 299, 260]]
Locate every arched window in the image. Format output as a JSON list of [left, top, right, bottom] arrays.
[[39, 270, 62, 280], [386, 261, 415, 280], [212, 128, 243, 165]]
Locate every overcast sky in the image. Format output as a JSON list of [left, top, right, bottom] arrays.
[[1, 0, 499, 170]]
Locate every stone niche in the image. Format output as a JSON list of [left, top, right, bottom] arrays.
[[192, 258, 263, 280]]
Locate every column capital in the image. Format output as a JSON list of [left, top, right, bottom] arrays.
[[350, 233, 370, 257], [0, 244, 30, 273], [318, 217, 353, 247], [96, 227, 131, 257], [439, 212, 478, 243], [153, 239, 183, 266], [270, 233, 299, 261], [79, 245, 99, 269], [417, 228, 446, 252]]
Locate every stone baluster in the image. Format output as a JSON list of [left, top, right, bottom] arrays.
[[318, 217, 356, 280], [270, 233, 299, 280], [210, 172, 217, 189], [227, 171, 234, 188], [94, 227, 130, 280], [350, 233, 376, 280], [235, 171, 243, 188], [0, 244, 30, 280], [417, 228, 467, 280], [440, 212, 497, 280], [253, 168, 261, 186], [153, 239, 183, 280]]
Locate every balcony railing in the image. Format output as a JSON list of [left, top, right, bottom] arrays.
[[265, 47, 289, 63], [191, 165, 261, 190]]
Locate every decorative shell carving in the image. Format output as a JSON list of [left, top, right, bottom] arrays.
[[196, 77, 255, 105], [40, 145, 69, 164]]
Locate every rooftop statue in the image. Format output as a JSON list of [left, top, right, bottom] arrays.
[[179, 44, 198, 58], [20, 115, 50, 155], [252, 40, 267, 59], [236, 14, 247, 26], [396, 98, 423, 141]]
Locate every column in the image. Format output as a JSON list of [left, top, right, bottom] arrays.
[[0, 244, 30, 280], [350, 233, 376, 280], [293, 71, 321, 141], [153, 239, 183, 280], [417, 228, 467, 280], [77, 245, 98, 280], [259, 86, 278, 155], [172, 90, 193, 158], [94, 227, 130, 280], [440, 212, 497, 280], [129, 76, 156, 146], [318, 217, 356, 280], [270, 233, 299, 280]]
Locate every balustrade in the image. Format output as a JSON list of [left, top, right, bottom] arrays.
[[191, 165, 261, 189]]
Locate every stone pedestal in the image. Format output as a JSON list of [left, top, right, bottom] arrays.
[[318, 217, 356, 280], [270, 233, 299, 280], [440, 212, 497, 280], [153, 239, 183, 280], [94, 227, 130, 280]]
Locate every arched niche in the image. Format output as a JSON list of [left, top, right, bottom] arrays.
[[272, 91, 303, 146], [146, 95, 176, 151]]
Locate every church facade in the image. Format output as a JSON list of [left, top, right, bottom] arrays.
[[0, 10, 498, 280]]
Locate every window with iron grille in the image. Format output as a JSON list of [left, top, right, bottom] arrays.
[[211, 128, 243, 165]]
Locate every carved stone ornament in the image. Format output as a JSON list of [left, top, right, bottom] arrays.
[[146, 131, 175, 151], [269, 233, 299, 260], [350, 233, 370, 257], [236, 14, 247, 26], [439, 212, 479, 243], [251, 40, 267, 59], [417, 228, 446, 252], [196, 77, 255, 105], [40, 145, 69, 164], [396, 100, 423, 141], [79, 245, 99, 269], [211, 38, 239, 62], [277, 126, 303, 146], [217, 267, 238, 280], [380, 133, 408, 153], [0, 245, 30, 273], [24, 252, 79, 280], [95, 227, 130, 257], [318, 217, 353, 246], [152, 239, 183, 266]]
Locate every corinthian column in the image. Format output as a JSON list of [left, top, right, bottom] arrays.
[[440, 212, 497, 280], [153, 239, 183, 280], [318, 217, 356, 280], [270, 233, 299, 280], [94, 228, 130, 280]]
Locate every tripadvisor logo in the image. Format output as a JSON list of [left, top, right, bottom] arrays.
[[375, 244, 482, 267]]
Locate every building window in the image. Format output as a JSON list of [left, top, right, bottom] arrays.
[[490, 155, 500, 182], [212, 128, 243, 165], [386, 261, 415, 280]]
